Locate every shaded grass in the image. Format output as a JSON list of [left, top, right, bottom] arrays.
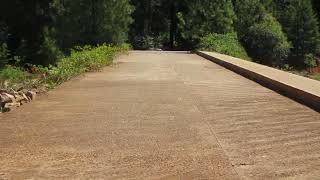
[[311, 73, 320, 81]]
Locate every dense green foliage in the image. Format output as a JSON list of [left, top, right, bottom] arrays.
[[128, 0, 320, 69], [0, 22, 8, 68], [0, 66, 29, 83], [244, 14, 291, 65], [53, 0, 133, 50], [272, 0, 320, 67], [41, 44, 130, 86], [129, 0, 167, 49], [0, 0, 133, 66], [178, 0, 235, 48], [233, 0, 291, 66], [0, 0, 56, 65], [0, 45, 129, 90], [199, 33, 250, 60]]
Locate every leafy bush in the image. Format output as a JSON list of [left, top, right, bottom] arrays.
[[40, 44, 129, 86], [37, 30, 64, 66], [199, 33, 251, 60], [312, 73, 320, 81], [304, 53, 317, 67], [54, 0, 134, 50], [233, 0, 291, 67], [243, 14, 291, 66], [0, 44, 129, 90], [0, 66, 30, 83], [180, 0, 236, 42], [273, 0, 320, 67]]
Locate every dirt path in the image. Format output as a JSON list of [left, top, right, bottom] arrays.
[[0, 51, 319, 180]]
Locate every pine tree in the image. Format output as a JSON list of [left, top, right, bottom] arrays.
[[0, 0, 58, 65], [0, 21, 8, 68], [273, 0, 320, 67], [54, 0, 134, 50], [129, 0, 170, 49]]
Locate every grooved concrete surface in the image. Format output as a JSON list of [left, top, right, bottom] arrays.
[[0, 51, 319, 180], [199, 51, 320, 97]]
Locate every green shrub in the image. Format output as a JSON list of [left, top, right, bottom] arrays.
[[313, 73, 320, 81], [233, 0, 291, 67], [0, 44, 129, 90], [42, 44, 129, 86], [304, 53, 318, 67], [0, 66, 29, 83], [199, 32, 251, 60], [180, 0, 236, 42], [244, 14, 291, 66]]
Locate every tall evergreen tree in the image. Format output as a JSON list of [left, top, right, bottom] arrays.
[[0, 21, 9, 68], [129, 0, 176, 49], [0, 0, 57, 65], [273, 0, 320, 67], [54, 0, 133, 50]]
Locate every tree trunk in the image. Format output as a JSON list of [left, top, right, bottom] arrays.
[[91, 0, 97, 44], [169, 1, 176, 49]]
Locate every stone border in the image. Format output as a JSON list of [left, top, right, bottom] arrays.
[[0, 89, 37, 113], [196, 51, 320, 112]]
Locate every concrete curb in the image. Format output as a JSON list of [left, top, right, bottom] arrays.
[[196, 51, 320, 112]]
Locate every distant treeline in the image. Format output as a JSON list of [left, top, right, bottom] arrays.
[[0, 0, 320, 68], [130, 0, 320, 68]]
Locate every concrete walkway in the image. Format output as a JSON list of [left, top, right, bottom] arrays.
[[0, 51, 319, 180]]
